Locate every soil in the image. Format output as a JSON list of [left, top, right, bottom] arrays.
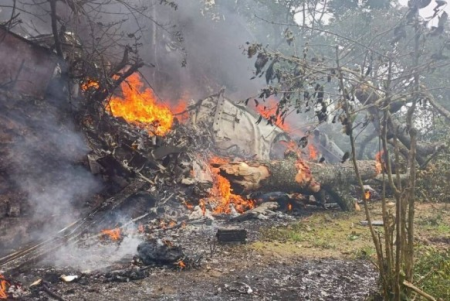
[[5, 202, 450, 300]]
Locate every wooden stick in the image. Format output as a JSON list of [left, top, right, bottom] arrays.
[[403, 280, 437, 301]]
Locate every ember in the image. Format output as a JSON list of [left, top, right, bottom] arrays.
[[106, 73, 174, 136], [101, 228, 122, 241], [0, 274, 9, 299], [364, 190, 371, 201], [176, 260, 186, 269], [81, 78, 100, 91], [288, 203, 293, 211]]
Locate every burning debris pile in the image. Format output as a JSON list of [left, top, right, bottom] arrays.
[[0, 23, 387, 300]]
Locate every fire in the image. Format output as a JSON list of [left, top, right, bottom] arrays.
[[199, 199, 206, 216], [81, 78, 100, 91], [176, 260, 186, 269], [288, 203, 293, 211], [209, 157, 255, 214], [364, 190, 371, 201], [171, 95, 189, 123], [168, 220, 177, 228], [308, 144, 317, 160], [281, 140, 318, 161], [106, 73, 175, 136], [375, 151, 384, 174], [254, 98, 290, 132], [101, 228, 121, 241], [0, 275, 9, 300]]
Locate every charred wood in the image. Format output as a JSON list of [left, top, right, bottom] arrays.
[[214, 159, 380, 211]]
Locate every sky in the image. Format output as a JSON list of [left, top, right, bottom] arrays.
[[398, 0, 450, 26]]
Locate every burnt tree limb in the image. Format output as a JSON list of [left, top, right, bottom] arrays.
[[213, 159, 380, 211]]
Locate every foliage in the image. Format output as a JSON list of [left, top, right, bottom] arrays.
[[415, 246, 450, 300], [417, 155, 450, 203], [242, 0, 450, 299]]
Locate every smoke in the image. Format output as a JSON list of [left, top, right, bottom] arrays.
[[134, 1, 263, 101], [9, 102, 102, 235], [0, 1, 262, 101], [50, 236, 142, 271]]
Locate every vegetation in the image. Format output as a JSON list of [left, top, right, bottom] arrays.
[[2, 0, 450, 299], [229, 0, 450, 299]]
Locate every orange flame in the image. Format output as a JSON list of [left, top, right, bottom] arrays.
[[101, 228, 121, 241], [375, 151, 384, 174], [288, 203, 292, 211], [254, 98, 290, 132], [81, 78, 100, 91], [364, 190, 371, 201], [308, 144, 317, 160], [171, 96, 189, 123], [168, 220, 177, 228], [107, 73, 175, 136], [281, 140, 318, 161], [176, 260, 186, 269], [0, 275, 9, 300], [199, 199, 206, 216], [209, 157, 255, 214]]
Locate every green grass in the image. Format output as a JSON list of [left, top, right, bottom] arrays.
[[414, 246, 450, 300]]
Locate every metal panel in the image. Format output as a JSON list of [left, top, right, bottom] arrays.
[[192, 95, 290, 160]]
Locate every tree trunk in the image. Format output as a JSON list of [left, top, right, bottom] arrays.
[[213, 159, 380, 211], [354, 85, 439, 165]]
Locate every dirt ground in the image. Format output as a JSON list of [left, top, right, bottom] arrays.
[[7, 201, 450, 300]]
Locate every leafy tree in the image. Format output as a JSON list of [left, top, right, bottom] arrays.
[[240, 0, 450, 299]]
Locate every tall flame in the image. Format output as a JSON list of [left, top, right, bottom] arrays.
[[0, 275, 9, 299], [375, 151, 384, 174], [107, 73, 174, 136]]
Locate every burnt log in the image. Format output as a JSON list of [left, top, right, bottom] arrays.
[[214, 159, 380, 211]]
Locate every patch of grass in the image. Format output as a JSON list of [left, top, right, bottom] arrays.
[[311, 239, 336, 249], [415, 246, 450, 300], [257, 211, 374, 258], [417, 212, 450, 236], [261, 223, 307, 243], [353, 246, 376, 260]]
